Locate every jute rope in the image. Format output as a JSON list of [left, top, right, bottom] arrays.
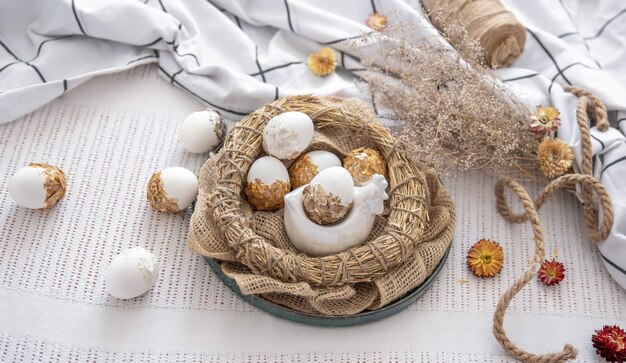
[[492, 87, 614, 362], [421, 0, 526, 68]]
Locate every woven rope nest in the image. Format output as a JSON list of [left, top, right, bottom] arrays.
[[206, 94, 430, 287]]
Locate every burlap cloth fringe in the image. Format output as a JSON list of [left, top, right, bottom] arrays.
[[421, 0, 526, 68], [188, 95, 455, 316]]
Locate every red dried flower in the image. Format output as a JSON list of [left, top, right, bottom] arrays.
[[538, 259, 565, 286], [529, 105, 561, 139], [592, 325, 626, 362]]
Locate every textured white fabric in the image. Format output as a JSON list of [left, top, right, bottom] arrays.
[[0, 65, 625, 362], [1, 0, 626, 290]]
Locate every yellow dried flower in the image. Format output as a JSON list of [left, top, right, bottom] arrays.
[[467, 239, 504, 278], [366, 13, 387, 31], [538, 138, 575, 178], [307, 47, 337, 76]]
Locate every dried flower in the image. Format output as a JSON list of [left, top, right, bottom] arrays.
[[592, 325, 626, 362], [307, 47, 337, 76], [538, 259, 565, 286], [530, 106, 561, 138], [538, 138, 575, 178], [366, 12, 387, 31], [356, 15, 540, 179], [467, 239, 504, 278]]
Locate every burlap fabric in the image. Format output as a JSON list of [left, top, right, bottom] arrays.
[[188, 96, 455, 316]]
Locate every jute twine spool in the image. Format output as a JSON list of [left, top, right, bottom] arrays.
[[421, 0, 526, 68], [492, 87, 613, 362]]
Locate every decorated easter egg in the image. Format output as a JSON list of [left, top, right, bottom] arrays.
[[179, 109, 226, 153], [288, 150, 342, 189], [262, 111, 314, 160], [8, 163, 66, 209], [302, 166, 354, 225], [147, 167, 198, 213], [106, 246, 159, 300], [245, 156, 290, 211], [343, 147, 388, 186]]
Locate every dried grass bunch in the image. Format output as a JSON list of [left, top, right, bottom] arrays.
[[353, 11, 539, 179]]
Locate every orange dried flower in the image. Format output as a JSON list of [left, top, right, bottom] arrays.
[[592, 325, 626, 362], [307, 47, 337, 76], [366, 12, 387, 31], [538, 138, 575, 178], [538, 258, 565, 286], [467, 239, 504, 278]]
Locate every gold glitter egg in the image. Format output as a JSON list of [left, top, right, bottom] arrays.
[[245, 156, 291, 211], [147, 167, 198, 213], [303, 166, 354, 225], [342, 147, 388, 186], [8, 163, 66, 209], [288, 150, 342, 189]]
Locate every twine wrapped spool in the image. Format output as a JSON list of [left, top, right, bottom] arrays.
[[422, 0, 526, 68], [188, 95, 456, 315]]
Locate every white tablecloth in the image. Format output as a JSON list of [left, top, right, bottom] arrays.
[[3, 0, 626, 291], [0, 65, 624, 362]]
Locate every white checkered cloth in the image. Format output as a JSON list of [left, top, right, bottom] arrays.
[[0, 0, 625, 354], [5, 0, 624, 291]]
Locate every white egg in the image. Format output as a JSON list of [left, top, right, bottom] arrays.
[[8, 163, 66, 209], [306, 150, 341, 170], [309, 166, 354, 206], [262, 111, 314, 160], [246, 156, 289, 185], [106, 246, 159, 300], [302, 166, 354, 225], [245, 156, 290, 211], [179, 109, 226, 153], [146, 167, 198, 213], [289, 150, 342, 189]]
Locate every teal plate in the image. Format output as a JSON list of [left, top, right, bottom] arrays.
[[205, 245, 450, 327]]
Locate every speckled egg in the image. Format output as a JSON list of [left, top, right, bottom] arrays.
[[106, 246, 159, 300], [146, 167, 198, 213], [8, 163, 66, 209], [179, 109, 226, 153], [342, 147, 388, 186], [288, 150, 341, 189], [262, 111, 314, 160], [303, 166, 354, 225], [245, 156, 291, 211]]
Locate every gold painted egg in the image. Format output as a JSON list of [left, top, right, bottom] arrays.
[[302, 166, 354, 225], [288, 150, 341, 189], [245, 156, 291, 211], [8, 163, 66, 209], [342, 147, 387, 186]]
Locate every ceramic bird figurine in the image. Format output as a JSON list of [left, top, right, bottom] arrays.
[[284, 174, 388, 256]]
